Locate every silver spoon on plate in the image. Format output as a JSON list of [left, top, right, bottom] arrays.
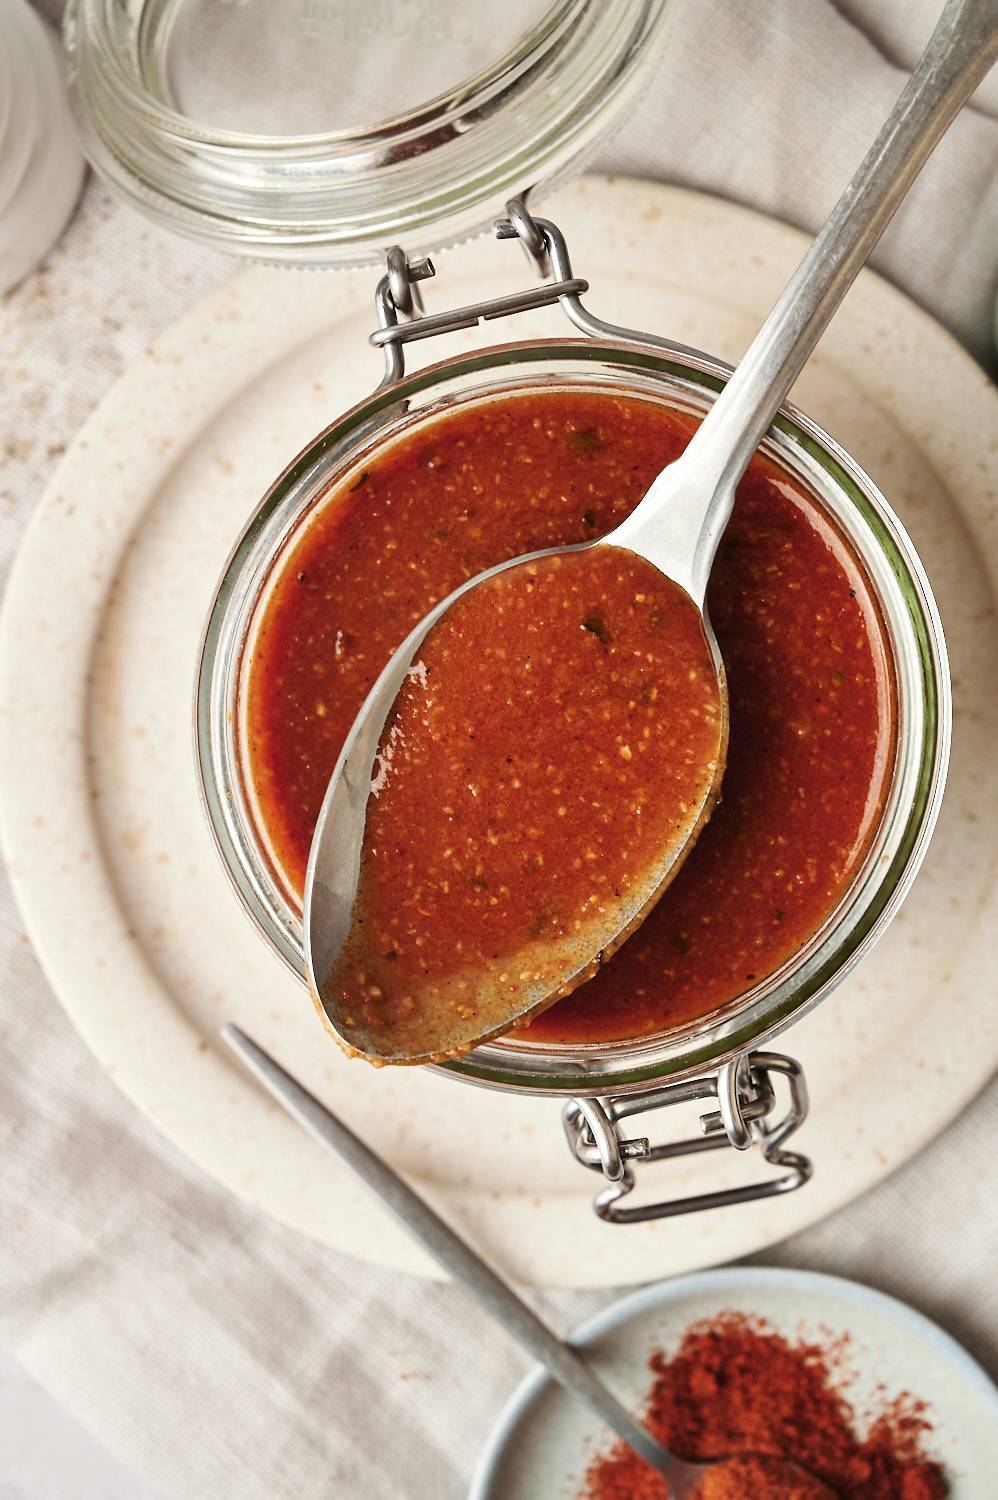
[[306, 0, 998, 1065], [221, 1024, 838, 1498]]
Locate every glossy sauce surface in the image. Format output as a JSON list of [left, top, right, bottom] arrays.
[[244, 389, 893, 1043]]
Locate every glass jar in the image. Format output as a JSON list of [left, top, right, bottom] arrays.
[[197, 345, 947, 1081], [63, 0, 669, 262], [195, 213, 949, 1219]]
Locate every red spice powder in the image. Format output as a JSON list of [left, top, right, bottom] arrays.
[[580, 1313, 946, 1500]]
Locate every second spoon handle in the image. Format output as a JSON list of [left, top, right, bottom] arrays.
[[220, 1025, 701, 1489], [619, 0, 998, 604]]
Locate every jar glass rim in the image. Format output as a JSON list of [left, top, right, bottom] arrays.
[[64, 0, 670, 261], [195, 337, 950, 1095]]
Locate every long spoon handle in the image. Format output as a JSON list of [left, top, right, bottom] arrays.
[[617, 0, 998, 603], [220, 1025, 700, 1488]]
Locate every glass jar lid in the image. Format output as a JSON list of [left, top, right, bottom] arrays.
[[64, 0, 669, 263]]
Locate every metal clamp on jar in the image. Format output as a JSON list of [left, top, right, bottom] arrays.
[[197, 196, 948, 1226], [561, 1054, 810, 1225]]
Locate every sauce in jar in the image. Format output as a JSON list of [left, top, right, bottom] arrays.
[[243, 388, 894, 1044]]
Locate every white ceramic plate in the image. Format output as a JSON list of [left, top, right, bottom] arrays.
[[2, 177, 997, 1286], [469, 1267, 998, 1498]]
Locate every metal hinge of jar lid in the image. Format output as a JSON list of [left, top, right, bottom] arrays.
[[369, 197, 710, 389]]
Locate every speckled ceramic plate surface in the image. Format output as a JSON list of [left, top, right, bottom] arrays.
[[2, 177, 997, 1286], [469, 1267, 998, 1497]]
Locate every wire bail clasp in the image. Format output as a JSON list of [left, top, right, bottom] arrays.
[[370, 197, 592, 387], [563, 1052, 812, 1224], [370, 195, 704, 389]]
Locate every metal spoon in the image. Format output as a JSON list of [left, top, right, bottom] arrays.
[[306, 0, 998, 1064], [221, 1024, 839, 1499]]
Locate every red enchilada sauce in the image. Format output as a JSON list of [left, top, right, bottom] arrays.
[[245, 390, 892, 1044]]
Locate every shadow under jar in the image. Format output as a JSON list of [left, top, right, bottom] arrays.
[[196, 267, 948, 1223]]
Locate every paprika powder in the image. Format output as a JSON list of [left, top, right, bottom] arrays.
[[581, 1312, 946, 1500]]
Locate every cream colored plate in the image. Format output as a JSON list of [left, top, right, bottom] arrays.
[[2, 177, 996, 1287]]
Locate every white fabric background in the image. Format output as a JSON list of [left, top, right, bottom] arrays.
[[2, 4, 997, 1497]]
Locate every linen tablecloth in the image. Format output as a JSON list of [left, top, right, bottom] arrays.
[[2, 3, 997, 1496]]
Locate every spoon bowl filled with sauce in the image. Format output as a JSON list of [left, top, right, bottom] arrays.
[[306, 486, 728, 1065]]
